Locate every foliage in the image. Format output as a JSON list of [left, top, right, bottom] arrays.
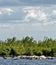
[[0, 36, 56, 57]]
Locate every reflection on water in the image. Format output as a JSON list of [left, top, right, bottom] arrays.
[[0, 57, 56, 65]]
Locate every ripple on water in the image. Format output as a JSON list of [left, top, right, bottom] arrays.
[[0, 58, 56, 65]]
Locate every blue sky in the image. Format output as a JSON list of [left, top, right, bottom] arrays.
[[0, 0, 56, 6], [0, 0, 56, 41]]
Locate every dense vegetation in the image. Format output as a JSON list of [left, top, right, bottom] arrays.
[[0, 36, 56, 57]]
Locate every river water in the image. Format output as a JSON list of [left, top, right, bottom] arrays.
[[0, 57, 56, 65]]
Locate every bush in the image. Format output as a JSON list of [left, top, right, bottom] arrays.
[[9, 48, 17, 56]]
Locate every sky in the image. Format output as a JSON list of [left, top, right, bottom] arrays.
[[0, 0, 56, 41]]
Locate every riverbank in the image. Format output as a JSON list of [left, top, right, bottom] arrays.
[[2, 55, 54, 60], [18, 55, 54, 60]]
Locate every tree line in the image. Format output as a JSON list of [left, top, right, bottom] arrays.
[[0, 36, 56, 57]]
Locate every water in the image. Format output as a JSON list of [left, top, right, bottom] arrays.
[[0, 57, 56, 65]]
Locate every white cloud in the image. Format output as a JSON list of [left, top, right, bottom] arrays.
[[0, 11, 2, 15], [0, 24, 12, 28], [0, 8, 14, 16], [2, 8, 13, 12], [52, 10, 56, 15], [24, 7, 47, 22], [0, 6, 56, 25], [0, 23, 27, 32], [37, 10, 47, 21]]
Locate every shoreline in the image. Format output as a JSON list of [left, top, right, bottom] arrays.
[[1, 55, 54, 60], [19, 55, 54, 60]]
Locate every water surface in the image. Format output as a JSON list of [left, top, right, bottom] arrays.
[[0, 57, 56, 65]]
